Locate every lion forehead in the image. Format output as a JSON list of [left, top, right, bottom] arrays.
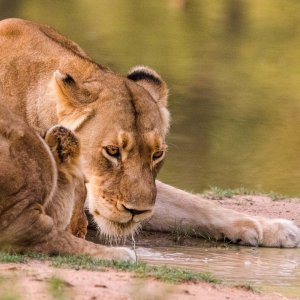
[[91, 92, 165, 146], [114, 130, 165, 150]]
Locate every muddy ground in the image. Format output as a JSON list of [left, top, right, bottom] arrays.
[[0, 194, 299, 300]]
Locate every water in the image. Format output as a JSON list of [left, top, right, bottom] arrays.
[[2, 0, 300, 296], [137, 244, 300, 296]]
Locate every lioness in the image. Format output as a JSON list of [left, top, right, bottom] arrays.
[[0, 18, 299, 254], [0, 105, 134, 261]]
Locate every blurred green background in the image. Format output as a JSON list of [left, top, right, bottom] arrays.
[[2, 0, 300, 195]]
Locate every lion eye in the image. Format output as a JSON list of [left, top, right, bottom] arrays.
[[105, 146, 120, 158], [152, 150, 164, 160]]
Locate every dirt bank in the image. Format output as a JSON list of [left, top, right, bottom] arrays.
[[217, 195, 300, 226]]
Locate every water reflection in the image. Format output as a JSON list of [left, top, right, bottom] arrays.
[[138, 245, 300, 291], [2, 1, 300, 195]]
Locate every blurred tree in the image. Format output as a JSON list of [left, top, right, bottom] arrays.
[[0, 0, 20, 19], [225, 0, 246, 35]]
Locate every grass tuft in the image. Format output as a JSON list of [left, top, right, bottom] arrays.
[[203, 186, 257, 200], [267, 192, 286, 201], [0, 252, 220, 285], [203, 186, 291, 201], [50, 254, 220, 284], [141, 265, 219, 284], [170, 221, 197, 243], [0, 253, 27, 264]]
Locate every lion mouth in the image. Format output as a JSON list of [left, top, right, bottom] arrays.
[[86, 190, 152, 238], [88, 206, 154, 239], [91, 212, 142, 239]]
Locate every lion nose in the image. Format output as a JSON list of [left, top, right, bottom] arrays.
[[122, 205, 148, 216]]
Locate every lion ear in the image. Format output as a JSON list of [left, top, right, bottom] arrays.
[[54, 70, 101, 105], [54, 70, 96, 131], [127, 66, 169, 108], [45, 125, 80, 164]]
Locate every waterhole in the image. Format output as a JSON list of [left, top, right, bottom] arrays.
[[137, 244, 300, 297]]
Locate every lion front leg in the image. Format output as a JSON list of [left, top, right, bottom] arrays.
[[147, 181, 300, 248], [0, 203, 136, 262], [30, 226, 136, 262]]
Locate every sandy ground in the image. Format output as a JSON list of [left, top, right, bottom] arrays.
[[1, 195, 299, 300], [217, 195, 300, 226], [0, 260, 295, 300]]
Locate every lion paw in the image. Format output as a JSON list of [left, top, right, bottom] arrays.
[[259, 218, 300, 248], [226, 218, 263, 246], [103, 247, 137, 262], [227, 217, 300, 248]]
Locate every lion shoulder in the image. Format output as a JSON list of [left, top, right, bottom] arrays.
[[0, 106, 87, 246]]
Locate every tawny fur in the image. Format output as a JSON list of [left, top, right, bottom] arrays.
[[44, 125, 88, 237], [0, 18, 299, 248], [0, 106, 135, 261]]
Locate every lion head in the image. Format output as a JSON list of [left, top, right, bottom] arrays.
[[53, 65, 170, 238]]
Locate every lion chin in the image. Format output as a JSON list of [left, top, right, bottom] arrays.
[[92, 214, 142, 241]]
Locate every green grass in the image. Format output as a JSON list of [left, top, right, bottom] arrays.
[[203, 186, 290, 200], [0, 252, 220, 285], [203, 186, 258, 200], [50, 254, 220, 284], [143, 265, 219, 283], [169, 221, 227, 246], [0, 252, 27, 264], [170, 221, 197, 243], [203, 186, 257, 200], [267, 191, 286, 201]]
